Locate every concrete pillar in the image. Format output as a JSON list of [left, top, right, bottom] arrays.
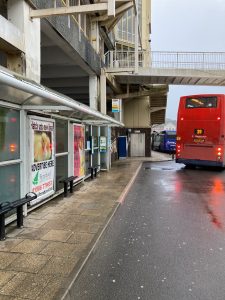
[[149, 96, 152, 157], [91, 21, 99, 53], [100, 70, 107, 114], [142, 0, 151, 52], [6, 53, 25, 75], [89, 76, 98, 110], [7, 0, 40, 82], [135, 10, 139, 74], [98, 126, 101, 168], [121, 100, 124, 123], [100, 126, 110, 170], [99, 38, 105, 61], [108, 126, 111, 169], [110, 50, 114, 68], [143, 51, 150, 68], [149, 95, 151, 125]]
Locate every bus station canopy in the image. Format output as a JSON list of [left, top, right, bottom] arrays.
[[0, 66, 124, 126]]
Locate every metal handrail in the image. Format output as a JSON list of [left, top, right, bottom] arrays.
[[104, 50, 225, 71], [151, 51, 225, 70]]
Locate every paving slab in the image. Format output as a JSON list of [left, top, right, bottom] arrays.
[[0, 153, 171, 299]]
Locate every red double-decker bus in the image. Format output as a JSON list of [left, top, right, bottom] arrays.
[[176, 94, 225, 167]]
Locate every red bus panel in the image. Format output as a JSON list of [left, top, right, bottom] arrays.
[[176, 94, 225, 167]]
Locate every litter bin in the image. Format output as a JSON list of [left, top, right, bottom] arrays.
[[118, 136, 127, 159]]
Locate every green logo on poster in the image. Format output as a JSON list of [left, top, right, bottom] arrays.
[[33, 172, 39, 185]]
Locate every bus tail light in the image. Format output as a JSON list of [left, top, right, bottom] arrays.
[[217, 147, 222, 159], [176, 144, 181, 157]]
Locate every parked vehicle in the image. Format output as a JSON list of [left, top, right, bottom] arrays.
[[152, 130, 176, 153]]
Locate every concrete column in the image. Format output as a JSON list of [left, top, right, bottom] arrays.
[[91, 21, 99, 53], [108, 126, 111, 169], [108, 0, 115, 17], [121, 100, 124, 123], [6, 53, 25, 75], [110, 50, 114, 68], [100, 126, 110, 170], [135, 9, 139, 74], [149, 95, 151, 125], [100, 70, 107, 114], [7, 0, 40, 82], [89, 76, 98, 110], [143, 51, 150, 68], [98, 126, 101, 168], [90, 125, 93, 167]]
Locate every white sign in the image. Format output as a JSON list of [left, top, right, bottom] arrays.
[[112, 99, 121, 112], [29, 117, 55, 205]]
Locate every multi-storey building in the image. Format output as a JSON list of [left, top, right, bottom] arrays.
[[109, 0, 168, 157], [0, 0, 167, 209]]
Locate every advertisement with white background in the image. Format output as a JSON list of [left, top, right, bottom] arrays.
[[29, 117, 55, 205]]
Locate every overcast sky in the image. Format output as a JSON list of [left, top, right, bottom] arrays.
[[151, 0, 225, 120]]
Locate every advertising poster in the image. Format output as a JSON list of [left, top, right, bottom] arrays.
[[74, 125, 85, 178], [29, 117, 55, 204]]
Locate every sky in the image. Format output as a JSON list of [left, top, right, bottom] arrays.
[[151, 0, 225, 120]]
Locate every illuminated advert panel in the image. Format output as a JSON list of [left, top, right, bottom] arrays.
[[73, 125, 85, 178], [29, 116, 55, 205]]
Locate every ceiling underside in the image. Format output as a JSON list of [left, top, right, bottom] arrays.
[[114, 69, 225, 86], [41, 20, 168, 116], [40, 21, 91, 106]]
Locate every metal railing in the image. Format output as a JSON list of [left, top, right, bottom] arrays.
[[105, 50, 148, 68], [105, 51, 225, 71]]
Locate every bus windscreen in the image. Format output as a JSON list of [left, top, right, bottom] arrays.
[[186, 97, 217, 108], [166, 134, 176, 138]]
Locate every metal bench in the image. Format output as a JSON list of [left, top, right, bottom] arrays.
[[59, 176, 77, 197], [0, 192, 37, 240], [88, 165, 100, 179]]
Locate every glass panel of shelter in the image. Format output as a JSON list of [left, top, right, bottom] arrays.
[[0, 107, 20, 204]]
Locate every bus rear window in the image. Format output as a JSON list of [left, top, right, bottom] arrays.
[[186, 97, 217, 108]]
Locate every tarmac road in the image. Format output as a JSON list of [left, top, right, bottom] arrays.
[[70, 160, 225, 300]]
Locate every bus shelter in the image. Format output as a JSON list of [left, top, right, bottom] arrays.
[[0, 66, 123, 213]]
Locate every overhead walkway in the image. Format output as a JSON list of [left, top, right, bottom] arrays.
[[105, 51, 225, 86]]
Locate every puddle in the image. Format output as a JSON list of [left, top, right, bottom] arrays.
[[144, 167, 174, 171]]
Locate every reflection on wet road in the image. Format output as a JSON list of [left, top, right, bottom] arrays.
[[72, 161, 225, 300], [160, 162, 225, 231]]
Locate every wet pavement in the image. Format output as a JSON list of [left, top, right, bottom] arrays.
[[0, 152, 172, 300], [69, 160, 225, 300]]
